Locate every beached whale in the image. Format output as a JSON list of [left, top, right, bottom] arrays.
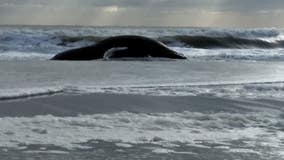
[[51, 35, 187, 60]]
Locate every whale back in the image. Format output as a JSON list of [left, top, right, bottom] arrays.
[[94, 36, 174, 56], [51, 35, 186, 60]]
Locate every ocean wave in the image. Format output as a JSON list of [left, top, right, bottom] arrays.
[[57, 35, 284, 49], [2, 82, 284, 101], [1, 26, 284, 61], [174, 48, 284, 61], [159, 35, 284, 49], [1, 26, 284, 52]]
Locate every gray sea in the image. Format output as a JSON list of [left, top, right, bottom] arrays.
[[0, 25, 284, 159]]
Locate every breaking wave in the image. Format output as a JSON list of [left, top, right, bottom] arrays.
[[2, 82, 284, 101], [0, 88, 64, 101], [159, 35, 284, 49]]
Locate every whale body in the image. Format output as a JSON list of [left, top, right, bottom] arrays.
[[51, 35, 187, 60]]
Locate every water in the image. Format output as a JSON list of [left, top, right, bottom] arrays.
[[0, 25, 284, 159]]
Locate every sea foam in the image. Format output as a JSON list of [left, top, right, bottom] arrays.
[[0, 111, 283, 157]]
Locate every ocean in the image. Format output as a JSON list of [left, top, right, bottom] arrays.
[[0, 25, 283, 159]]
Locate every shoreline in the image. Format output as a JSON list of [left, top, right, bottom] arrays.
[[0, 93, 281, 117]]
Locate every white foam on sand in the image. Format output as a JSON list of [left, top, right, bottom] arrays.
[[0, 51, 52, 61], [153, 148, 197, 155], [70, 82, 284, 98], [115, 143, 133, 148], [0, 111, 283, 157], [151, 147, 197, 155], [226, 148, 261, 154], [23, 150, 69, 154]]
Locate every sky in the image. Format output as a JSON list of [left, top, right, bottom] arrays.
[[0, 0, 283, 27]]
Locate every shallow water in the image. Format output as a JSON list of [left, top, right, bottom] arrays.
[[0, 60, 284, 100]]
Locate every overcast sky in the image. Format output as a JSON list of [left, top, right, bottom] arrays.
[[0, 0, 283, 27]]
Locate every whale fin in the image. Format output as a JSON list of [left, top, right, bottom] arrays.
[[103, 47, 128, 60]]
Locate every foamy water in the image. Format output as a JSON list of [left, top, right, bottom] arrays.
[[0, 110, 283, 158]]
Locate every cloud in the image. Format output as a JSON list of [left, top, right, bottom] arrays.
[[1, 0, 284, 10], [0, 0, 284, 27]]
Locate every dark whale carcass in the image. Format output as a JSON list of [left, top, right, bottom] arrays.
[[51, 35, 187, 60]]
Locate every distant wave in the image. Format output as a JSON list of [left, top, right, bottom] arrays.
[[175, 47, 284, 61], [57, 35, 104, 46], [159, 36, 284, 49], [57, 35, 284, 49]]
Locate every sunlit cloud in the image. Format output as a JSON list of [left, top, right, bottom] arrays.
[[103, 6, 121, 13]]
